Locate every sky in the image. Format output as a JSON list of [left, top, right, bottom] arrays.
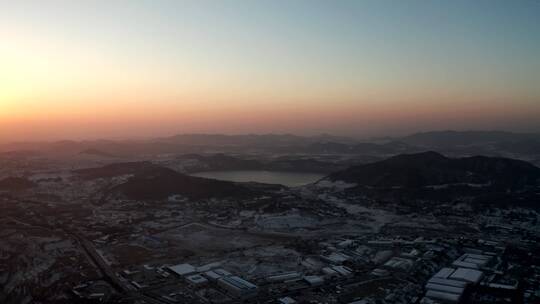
[[1, 0, 539, 141]]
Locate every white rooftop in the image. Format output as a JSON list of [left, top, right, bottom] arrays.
[[186, 274, 208, 284], [204, 270, 222, 280], [332, 265, 353, 277], [220, 276, 258, 290], [453, 253, 492, 269], [384, 257, 413, 270], [214, 268, 232, 276], [452, 261, 479, 269], [267, 272, 302, 282], [303, 275, 324, 285], [433, 267, 455, 279], [428, 277, 468, 288], [425, 290, 461, 303], [322, 252, 351, 264], [425, 283, 464, 295], [322, 267, 339, 276], [168, 263, 196, 276], [278, 297, 297, 304], [449, 268, 483, 284]]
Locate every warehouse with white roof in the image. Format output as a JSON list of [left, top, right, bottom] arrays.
[[424, 265, 484, 303]]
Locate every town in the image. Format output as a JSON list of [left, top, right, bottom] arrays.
[[1, 149, 539, 303]]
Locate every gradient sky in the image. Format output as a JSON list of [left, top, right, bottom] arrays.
[[1, 0, 539, 141]]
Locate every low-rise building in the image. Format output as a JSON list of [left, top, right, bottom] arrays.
[[267, 272, 302, 283], [217, 276, 258, 298], [278, 296, 297, 304], [186, 274, 208, 286], [168, 263, 196, 277], [303, 275, 324, 286]]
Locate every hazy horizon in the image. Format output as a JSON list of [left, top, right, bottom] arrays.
[[1, 129, 540, 146], [2, 0, 540, 142]]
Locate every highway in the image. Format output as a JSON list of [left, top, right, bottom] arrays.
[[73, 232, 166, 304]]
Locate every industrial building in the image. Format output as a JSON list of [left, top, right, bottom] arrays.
[[383, 257, 414, 271], [168, 263, 196, 277], [424, 263, 485, 302], [303, 275, 324, 286], [186, 274, 208, 286], [266, 272, 302, 283], [217, 276, 258, 298], [451, 253, 492, 269]]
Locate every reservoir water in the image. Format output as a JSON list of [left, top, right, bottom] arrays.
[[190, 170, 325, 187]]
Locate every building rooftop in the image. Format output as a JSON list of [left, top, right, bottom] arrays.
[[449, 268, 483, 284], [219, 276, 258, 291], [332, 265, 353, 277], [384, 257, 414, 270], [303, 275, 324, 286], [204, 270, 222, 280], [428, 277, 468, 288], [168, 263, 196, 276], [452, 253, 492, 269], [321, 252, 351, 264], [186, 274, 208, 285], [214, 268, 232, 276], [425, 290, 461, 303], [278, 297, 297, 304], [267, 272, 302, 282], [425, 283, 464, 295], [452, 260, 480, 269], [433, 267, 455, 279]]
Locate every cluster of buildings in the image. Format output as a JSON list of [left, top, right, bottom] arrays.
[[71, 281, 112, 302], [168, 263, 259, 300], [421, 249, 526, 303], [66, 232, 540, 304]]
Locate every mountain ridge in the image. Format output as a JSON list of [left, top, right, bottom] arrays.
[[327, 151, 540, 189]]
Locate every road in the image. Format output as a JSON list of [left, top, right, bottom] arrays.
[[73, 232, 166, 304], [3, 215, 166, 303]]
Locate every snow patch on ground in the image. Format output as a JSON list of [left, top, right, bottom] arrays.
[[333, 201, 398, 233], [425, 182, 491, 189]]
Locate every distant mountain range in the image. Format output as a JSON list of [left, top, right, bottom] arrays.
[[401, 130, 540, 148], [79, 148, 117, 158], [161, 133, 355, 147], [177, 153, 346, 174], [1, 131, 539, 166], [177, 154, 262, 172]]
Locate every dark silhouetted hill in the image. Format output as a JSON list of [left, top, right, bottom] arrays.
[[75, 162, 254, 199], [112, 165, 254, 200], [0, 177, 36, 191], [79, 148, 117, 158], [74, 162, 156, 179], [324, 152, 540, 208], [327, 151, 540, 189]]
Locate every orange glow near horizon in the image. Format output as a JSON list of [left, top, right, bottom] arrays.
[[2, 95, 539, 142], [1, 1, 540, 142]]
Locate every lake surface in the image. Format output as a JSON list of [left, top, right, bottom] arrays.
[[190, 170, 325, 187]]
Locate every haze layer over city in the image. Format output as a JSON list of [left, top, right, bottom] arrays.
[[0, 1, 539, 304]]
